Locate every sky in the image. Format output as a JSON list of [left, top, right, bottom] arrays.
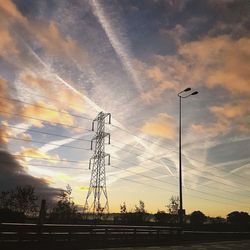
[[0, 0, 249, 217]]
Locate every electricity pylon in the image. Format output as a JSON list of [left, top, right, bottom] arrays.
[[84, 112, 111, 215]]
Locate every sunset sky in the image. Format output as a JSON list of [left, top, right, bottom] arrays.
[[0, 0, 249, 217]]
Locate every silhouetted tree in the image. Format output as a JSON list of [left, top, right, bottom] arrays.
[[0, 191, 11, 209], [49, 185, 81, 223], [166, 196, 179, 223], [119, 202, 128, 224], [167, 196, 179, 214], [120, 202, 127, 214], [135, 200, 146, 213], [0, 185, 38, 216], [129, 200, 146, 225], [12, 186, 38, 216], [227, 211, 250, 225], [190, 211, 207, 225]]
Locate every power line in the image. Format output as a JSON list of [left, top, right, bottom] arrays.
[[0, 110, 92, 131], [111, 145, 250, 193], [7, 85, 86, 115], [110, 124, 250, 183], [110, 144, 174, 173], [11, 150, 250, 205], [111, 174, 175, 192], [1, 150, 248, 210], [12, 154, 86, 164], [4, 123, 250, 193], [23, 163, 89, 170], [4, 89, 247, 184], [0, 95, 92, 121], [7, 132, 249, 196], [183, 166, 250, 193], [111, 155, 173, 178], [2, 109, 250, 205], [4, 124, 92, 142], [110, 124, 177, 152], [109, 165, 250, 210], [110, 163, 250, 208], [112, 154, 250, 198], [5, 135, 91, 151]]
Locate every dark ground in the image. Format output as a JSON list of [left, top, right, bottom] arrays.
[[90, 240, 250, 250]]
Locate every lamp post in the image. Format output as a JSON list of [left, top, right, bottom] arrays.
[[177, 88, 198, 226]]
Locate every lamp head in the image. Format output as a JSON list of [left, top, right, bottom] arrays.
[[184, 87, 191, 92], [191, 91, 199, 95]]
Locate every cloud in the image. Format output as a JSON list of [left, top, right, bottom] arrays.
[[0, 0, 27, 24], [32, 21, 87, 64], [0, 27, 18, 56], [18, 132, 32, 141], [210, 101, 250, 119], [0, 149, 58, 199], [20, 101, 75, 128], [191, 100, 250, 137], [16, 147, 60, 164], [141, 34, 250, 137], [179, 35, 250, 94], [142, 35, 250, 104], [20, 73, 85, 113], [140, 65, 177, 103], [0, 77, 16, 116], [191, 122, 230, 137], [90, 0, 143, 92], [0, 0, 87, 67], [160, 24, 187, 47], [0, 0, 27, 57], [141, 113, 176, 140], [0, 121, 13, 147]]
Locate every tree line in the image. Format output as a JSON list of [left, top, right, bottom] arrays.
[[0, 185, 249, 227]]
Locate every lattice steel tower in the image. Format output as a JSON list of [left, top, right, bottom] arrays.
[[84, 112, 111, 215]]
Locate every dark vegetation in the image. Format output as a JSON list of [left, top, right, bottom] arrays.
[[0, 185, 249, 231]]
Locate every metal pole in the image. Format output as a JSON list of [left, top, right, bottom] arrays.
[[179, 96, 183, 226]]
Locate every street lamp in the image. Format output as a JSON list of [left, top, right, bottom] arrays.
[[177, 87, 198, 226]]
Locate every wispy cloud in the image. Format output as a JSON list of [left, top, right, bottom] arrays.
[[141, 113, 176, 140], [90, 0, 143, 92]]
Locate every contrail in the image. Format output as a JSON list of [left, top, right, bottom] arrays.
[[25, 43, 102, 113], [90, 0, 143, 92], [38, 134, 87, 153], [24, 43, 174, 176]]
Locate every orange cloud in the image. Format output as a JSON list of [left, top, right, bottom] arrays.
[[179, 35, 250, 94], [141, 65, 177, 103], [0, 121, 32, 147], [147, 66, 165, 82], [0, 0, 27, 24], [20, 73, 85, 113], [191, 122, 230, 137], [33, 21, 87, 63], [209, 102, 250, 119], [192, 100, 250, 136], [0, 0, 27, 57], [142, 35, 250, 104], [141, 113, 176, 140], [21, 101, 75, 128], [0, 1, 86, 66], [0, 121, 12, 145], [0, 28, 18, 56], [19, 133, 32, 141], [0, 77, 15, 116], [17, 147, 60, 164]]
